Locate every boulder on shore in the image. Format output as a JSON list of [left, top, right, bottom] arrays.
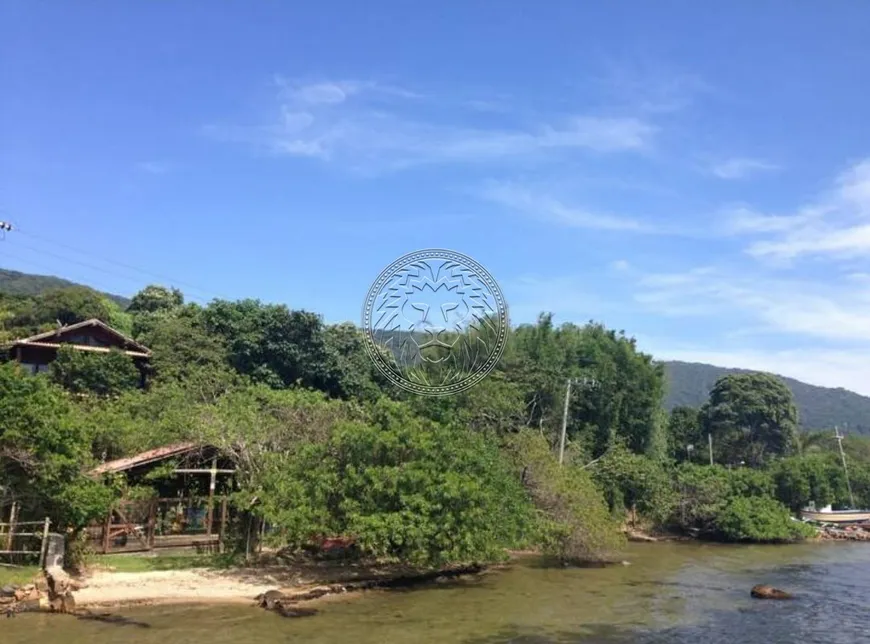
[[751, 584, 793, 600]]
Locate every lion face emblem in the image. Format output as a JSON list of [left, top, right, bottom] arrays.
[[364, 251, 508, 396]]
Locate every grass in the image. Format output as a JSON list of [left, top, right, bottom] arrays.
[[0, 565, 40, 586], [92, 551, 241, 573]]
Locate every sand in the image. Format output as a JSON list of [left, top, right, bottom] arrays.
[[72, 569, 277, 608]]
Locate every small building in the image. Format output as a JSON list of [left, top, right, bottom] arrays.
[[4, 318, 151, 385], [86, 443, 239, 554]]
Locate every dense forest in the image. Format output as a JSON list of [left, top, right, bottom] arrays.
[[0, 268, 129, 308], [2, 276, 870, 568], [664, 361, 870, 434]]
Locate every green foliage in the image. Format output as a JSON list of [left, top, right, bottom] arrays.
[[3, 274, 853, 556], [715, 496, 816, 543], [49, 345, 140, 396], [0, 363, 116, 528], [591, 442, 677, 524], [505, 430, 625, 562], [254, 399, 535, 566], [128, 285, 184, 314], [702, 372, 799, 467], [668, 406, 703, 462], [0, 268, 129, 307], [664, 361, 870, 434], [34, 286, 114, 326], [137, 308, 229, 382], [770, 454, 847, 512]]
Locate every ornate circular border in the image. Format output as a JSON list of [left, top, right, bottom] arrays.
[[361, 248, 509, 397]]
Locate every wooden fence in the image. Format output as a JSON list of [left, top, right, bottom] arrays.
[[0, 503, 52, 567], [86, 496, 231, 554]]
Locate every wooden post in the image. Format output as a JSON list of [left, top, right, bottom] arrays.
[[148, 499, 157, 550], [102, 509, 112, 554], [6, 502, 18, 552], [218, 498, 228, 553], [38, 517, 50, 569], [205, 457, 217, 535]]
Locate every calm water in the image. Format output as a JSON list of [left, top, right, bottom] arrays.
[[6, 542, 870, 643]]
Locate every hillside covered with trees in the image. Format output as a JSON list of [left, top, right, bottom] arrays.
[[3, 278, 870, 568], [0, 268, 129, 308], [664, 361, 870, 434]]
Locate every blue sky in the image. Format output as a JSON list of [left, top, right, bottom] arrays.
[[3, 2, 870, 393]]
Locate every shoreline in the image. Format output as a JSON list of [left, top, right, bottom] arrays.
[[69, 559, 495, 611], [45, 529, 869, 611]]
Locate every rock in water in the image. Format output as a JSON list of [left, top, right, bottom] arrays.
[[255, 589, 286, 609], [751, 584, 793, 600]]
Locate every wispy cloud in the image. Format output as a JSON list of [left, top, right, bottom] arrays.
[[710, 157, 779, 180], [476, 181, 713, 237], [478, 181, 658, 233], [589, 57, 715, 114], [635, 266, 870, 343], [205, 77, 658, 171], [725, 159, 870, 260], [137, 161, 172, 174]]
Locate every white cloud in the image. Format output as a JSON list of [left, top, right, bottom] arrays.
[[478, 182, 657, 232], [610, 259, 631, 272], [206, 77, 657, 170], [729, 159, 870, 261], [636, 266, 870, 343], [711, 157, 779, 180]]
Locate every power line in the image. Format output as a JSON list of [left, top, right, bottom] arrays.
[[17, 228, 220, 300], [0, 216, 224, 304]]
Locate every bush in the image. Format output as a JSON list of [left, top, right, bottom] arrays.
[[506, 430, 625, 562], [254, 398, 535, 567], [591, 442, 677, 524], [715, 496, 815, 543]]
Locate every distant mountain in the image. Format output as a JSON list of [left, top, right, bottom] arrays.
[[0, 268, 130, 308], [663, 360, 870, 434]]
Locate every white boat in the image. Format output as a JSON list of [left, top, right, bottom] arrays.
[[800, 505, 870, 525], [800, 427, 870, 525]]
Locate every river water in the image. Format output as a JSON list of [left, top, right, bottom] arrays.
[[6, 542, 870, 643]]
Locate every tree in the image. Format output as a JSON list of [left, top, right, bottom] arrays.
[[137, 310, 229, 382], [668, 406, 703, 462], [505, 430, 625, 562], [253, 399, 535, 566], [0, 363, 115, 528], [34, 286, 112, 326], [701, 373, 799, 467], [49, 345, 141, 396], [127, 285, 184, 314], [201, 299, 334, 391], [506, 316, 665, 458]]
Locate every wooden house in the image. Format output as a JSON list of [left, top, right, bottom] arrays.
[[4, 318, 151, 386], [86, 443, 240, 554]]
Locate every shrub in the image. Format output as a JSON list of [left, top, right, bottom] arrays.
[[254, 399, 535, 567], [506, 430, 625, 562], [715, 496, 815, 543]]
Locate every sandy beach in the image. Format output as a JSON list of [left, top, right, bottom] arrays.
[[72, 569, 278, 607]]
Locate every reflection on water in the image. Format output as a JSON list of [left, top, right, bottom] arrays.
[[6, 542, 870, 643]]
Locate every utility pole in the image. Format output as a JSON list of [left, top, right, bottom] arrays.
[[558, 376, 598, 466], [835, 426, 856, 508], [708, 433, 714, 466], [558, 379, 572, 466]]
